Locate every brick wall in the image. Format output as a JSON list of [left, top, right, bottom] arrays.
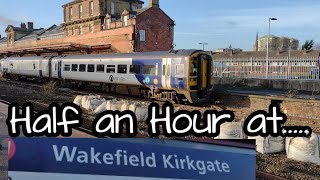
[[135, 7, 174, 52], [4, 26, 134, 53], [64, 0, 101, 23]]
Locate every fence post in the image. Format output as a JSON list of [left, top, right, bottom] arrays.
[[220, 59, 223, 78], [250, 57, 253, 79], [286, 56, 289, 80]]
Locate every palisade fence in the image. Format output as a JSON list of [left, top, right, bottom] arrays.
[[212, 56, 320, 80]]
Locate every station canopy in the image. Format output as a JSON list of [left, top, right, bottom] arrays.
[[0, 43, 111, 57]]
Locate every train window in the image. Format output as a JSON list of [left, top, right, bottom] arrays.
[[97, 64, 105, 73], [54, 64, 57, 71], [33, 64, 36, 70], [130, 65, 140, 74], [106, 65, 115, 73], [175, 64, 184, 76], [143, 65, 156, 75], [79, 64, 86, 72], [88, 64, 95, 72], [72, 64, 78, 71], [118, 64, 127, 74], [64, 64, 70, 71]]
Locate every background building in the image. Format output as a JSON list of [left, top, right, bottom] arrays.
[[254, 34, 299, 52], [0, 0, 174, 56]]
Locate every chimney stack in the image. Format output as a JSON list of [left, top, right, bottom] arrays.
[[149, 0, 159, 8], [20, 23, 27, 29], [27, 22, 34, 30]]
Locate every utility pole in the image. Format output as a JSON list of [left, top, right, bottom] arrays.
[[199, 43, 208, 51]]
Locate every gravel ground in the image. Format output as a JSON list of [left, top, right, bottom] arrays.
[[1, 81, 320, 179]]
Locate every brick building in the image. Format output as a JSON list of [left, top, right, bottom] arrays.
[[0, 0, 174, 56]]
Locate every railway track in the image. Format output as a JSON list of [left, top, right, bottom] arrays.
[[257, 170, 288, 180]]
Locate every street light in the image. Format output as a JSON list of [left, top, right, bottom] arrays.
[[199, 43, 208, 51], [266, 17, 278, 79]]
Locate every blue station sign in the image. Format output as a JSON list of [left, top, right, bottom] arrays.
[[8, 138, 256, 180]]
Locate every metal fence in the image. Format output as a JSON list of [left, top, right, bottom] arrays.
[[213, 56, 320, 80]]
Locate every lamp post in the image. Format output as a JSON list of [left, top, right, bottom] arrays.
[[266, 17, 277, 79], [199, 43, 208, 51]]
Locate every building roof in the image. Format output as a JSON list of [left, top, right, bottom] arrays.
[[133, 7, 175, 23], [38, 25, 64, 39], [0, 37, 7, 43], [16, 28, 46, 41], [62, 0, 144, 7], [211, 50, 320, 59]]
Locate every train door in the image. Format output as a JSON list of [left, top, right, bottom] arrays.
[[52, 59, 62, 79], [202, 58, 208, 89], [162, 58, 171, 89]]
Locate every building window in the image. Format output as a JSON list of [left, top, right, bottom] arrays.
[[106, 19, 111, 29], [123, 15, 128, 27], [131, 5, 138, 11], [79, 64, 86, 72], [139, 30, 145, 42], [89, 24, 93, 33], [69, 7, 73, 20], [111, 2, 115, 15], [71, 27, 74, 35], [89, 1, 94, 16], [79, 26, 83, 35], [88, 64, 95, 72], [97, 64, 105, 72], [118, 65, 127, 74], [79, 4, 83, 19]]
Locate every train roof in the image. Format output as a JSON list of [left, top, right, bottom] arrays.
[[1, 49, 205, 61]]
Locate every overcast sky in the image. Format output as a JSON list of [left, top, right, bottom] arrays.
[[1, 0, 320, 50]]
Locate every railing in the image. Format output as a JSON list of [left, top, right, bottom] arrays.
[[213, 56, 320, 80]]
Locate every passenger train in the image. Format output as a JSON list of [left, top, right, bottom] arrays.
[[0, 50, 213, 104]]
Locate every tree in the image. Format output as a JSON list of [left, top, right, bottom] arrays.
[[301, 40, 314, 50]]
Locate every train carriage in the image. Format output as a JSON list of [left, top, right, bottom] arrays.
[[0, 50, 213, 104]]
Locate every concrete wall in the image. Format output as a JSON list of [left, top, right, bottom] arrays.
[[215, 77, 320, 92]]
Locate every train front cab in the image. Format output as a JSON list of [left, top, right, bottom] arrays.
[[185, 52, 213, 103]]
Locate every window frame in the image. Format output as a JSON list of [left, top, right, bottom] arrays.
[[89, 24, 93, 33], [106, 65, 116, 73], [79, 64, 86, 72], [96, 64, 105, 73], [175, 64, 184, 77], [89, 1, 94, 16], [79, 4, 83, 19], [130, 64, 141, 74], [139, 30, 146, 42], [79, 26, 83, 35], [72, 64, 78, 72], [87, 64, 95, 72], [111, 1, 115, 15], [143, 65, 156, 75], [118, 64, 128, 74], [64, 64, 71, 71], [69, 7, 73, 20]]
